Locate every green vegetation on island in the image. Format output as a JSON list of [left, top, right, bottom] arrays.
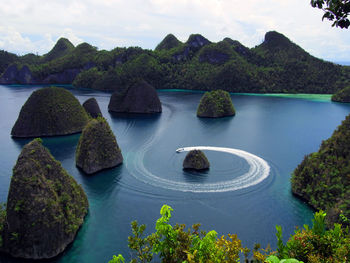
[[183, 150, 210, 170], [291, 114, 350, 227], [1, 31, 349, 94], [109, 205, 350, 263], [331, 86, 350, 102], [76, 117, 123, 174], [0, 138, 88, 259], [11, 87, 90, 137], [197, 90, 235, 118]]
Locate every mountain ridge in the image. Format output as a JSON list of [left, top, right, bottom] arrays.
[[1, 31, 349, 94]]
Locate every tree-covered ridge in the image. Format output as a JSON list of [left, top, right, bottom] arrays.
[[1, 31, 350, 94], [291, 114, 350, 227], [42, 38, 75, 62]]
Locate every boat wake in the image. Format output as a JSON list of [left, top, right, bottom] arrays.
[[126, 143, 270, 193], [125, 104, 270, 193]]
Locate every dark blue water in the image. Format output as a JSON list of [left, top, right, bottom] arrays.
[[1, 85, 350, 263]]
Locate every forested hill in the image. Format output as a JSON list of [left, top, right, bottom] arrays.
[[1, 31, 350, 94]]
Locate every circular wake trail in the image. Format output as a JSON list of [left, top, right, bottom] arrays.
[[127, 144, 270, 193]]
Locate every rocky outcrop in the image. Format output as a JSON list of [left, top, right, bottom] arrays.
[[108, 80, 162, 113], [0, 139, 88, 259], [183, 150, 210, 170], [11, 87, 90, 137], [197, 90, 235, 118], [173, 34, 211, 62], [76, 117, 123, 174], [186, 34, 211, 48], [82, 98, 102, 118], [263, 31, 292, 49], [0, 64, 36, 84], [331, 86, 350, 102]]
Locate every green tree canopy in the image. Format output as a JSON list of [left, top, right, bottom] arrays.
[[311, 0, 350, 28]]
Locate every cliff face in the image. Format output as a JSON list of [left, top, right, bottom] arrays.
[[291, 114, 350, 227], [197, 90, 235, 118], [0, 139, 88, 259], [0, 65, 36, 84], [0, 66, 84, 85], [11, 87, 90, 137], [183, 150, 210, 170], [76, 117, 123, 174], [42, 68, 82, 84], [108, 80, 162, 113]]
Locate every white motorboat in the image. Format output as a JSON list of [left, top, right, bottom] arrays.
[[176, 148, 184, 153]]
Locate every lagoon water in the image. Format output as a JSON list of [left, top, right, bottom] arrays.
[[0, 85, 350, 262]]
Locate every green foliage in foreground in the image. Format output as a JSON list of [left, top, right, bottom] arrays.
[[311, 0, 350, 29], [110, 205, 266, 263], [109, 205, 350, 263], [276, 211, 350, 263]]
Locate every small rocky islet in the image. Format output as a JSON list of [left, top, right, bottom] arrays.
[[108, 80, 162, 114], [183, 150, 210, 170], [76, 117, 123, 174], [0, 139, 88, 259], [82, 97, 103, 118], [11, 86, 90, 138], [197, 89, 235, 118]]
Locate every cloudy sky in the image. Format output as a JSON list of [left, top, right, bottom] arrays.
[[1, 0, 350, 62]]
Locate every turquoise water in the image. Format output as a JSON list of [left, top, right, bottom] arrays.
[[1, 85, 350, 262], [159, 89, 333, 102]]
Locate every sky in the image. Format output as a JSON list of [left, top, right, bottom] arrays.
[[1, 0, 350, 63]]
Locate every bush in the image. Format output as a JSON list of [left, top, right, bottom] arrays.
[[110, 205, 269, 263]]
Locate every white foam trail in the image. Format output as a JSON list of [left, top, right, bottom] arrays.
[[126, 144, 270, 193]]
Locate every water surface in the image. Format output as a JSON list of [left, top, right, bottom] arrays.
[[0, 85, 349, 263]]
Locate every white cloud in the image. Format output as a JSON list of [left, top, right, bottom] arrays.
[[0, 0, 349, 61], [0, 26, 36, 54]]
